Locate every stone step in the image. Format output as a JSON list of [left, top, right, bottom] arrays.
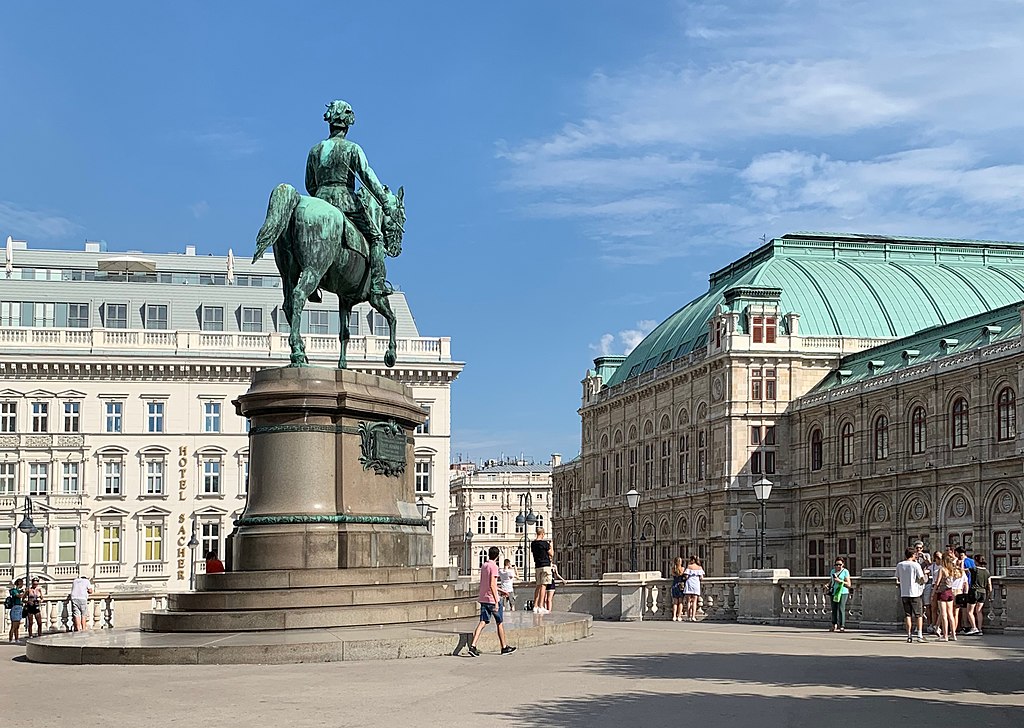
[[141, 594, 480, 632], [197, 565, 459, 591], [170, 580, 470, 611], [26, 611, 594, 665]]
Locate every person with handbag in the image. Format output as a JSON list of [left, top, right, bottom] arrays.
[[828, 558, 852, 632], [936, 554, 965, 641], [966, 556, 991, 636], [670, 557, 686, 622]]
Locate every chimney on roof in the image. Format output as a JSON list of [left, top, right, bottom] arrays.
[[551, 453, 562, 467], [185, 244, 196, 256]]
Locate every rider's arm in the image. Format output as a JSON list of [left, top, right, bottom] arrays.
[[305, 146, 319, 198], [353, 145, 391, 209]]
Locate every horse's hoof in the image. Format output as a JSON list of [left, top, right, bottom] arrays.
[[384, 352, 396, 367]]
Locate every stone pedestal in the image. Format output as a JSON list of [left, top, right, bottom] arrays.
[[600, 571, 661, 621], [737, 568, 789, 624], [857, 567, 901, 629], [231, 367, 430, 571], [999, 565, 1024, 634]]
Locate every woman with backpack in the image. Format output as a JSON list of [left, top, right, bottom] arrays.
[[6, 577, 25, 642]]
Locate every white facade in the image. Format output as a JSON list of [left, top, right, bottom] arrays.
[[0, 240, 462, 593], [448, 460, 554, 579]]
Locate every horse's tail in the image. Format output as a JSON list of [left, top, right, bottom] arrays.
[[253, 184, 299, 263]]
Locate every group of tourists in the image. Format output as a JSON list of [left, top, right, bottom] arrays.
[[897, 541, 991, 642], [5, 573, 95, 642]]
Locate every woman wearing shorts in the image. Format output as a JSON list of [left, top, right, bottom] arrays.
[[936, 553, 964, 641], [7, 578, 25, 643], [24, 578, 43, 638], [670, 557, 686, 622], [683, 556, 704, 622]]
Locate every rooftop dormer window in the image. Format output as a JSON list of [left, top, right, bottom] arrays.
[[751, 315, 777, 344]]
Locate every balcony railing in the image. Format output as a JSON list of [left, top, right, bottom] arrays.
[[0, 327, 455, 363]]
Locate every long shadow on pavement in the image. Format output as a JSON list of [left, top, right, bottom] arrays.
[[578, 650, 1024, 696], [490, 690, 1020, 728]]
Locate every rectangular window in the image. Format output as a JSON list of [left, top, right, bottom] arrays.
[[29, 462, 48, 495], [203, 401, 222, 433], [764, 368, 777, 400], [764, 450, 776, 474], [63, 401, 80, 432], [202, 306, 224, 331], [62, 462, 80, 493], [1, 302, 21, 327], [105, 401, 123, 433], [105, 303, 128, 329], [67, 303, 90, 328], [372, 312, 388, 337], [415, 460, 431, 494], [750, 426, 762, 445], [751, 451, 762, 474], [837, 537, 858, 575], [0, 530, 11, 565], [751, 315, 778, 344], [146, 459, 165, 495], [147, 401, 165, 433], [103, 460, 122, 496], [144, 524, 163, 561], [201, 521, 221, 559], [203, 459, 222, 494], [29, 530, 44, 563], [0, 402, 15, 433], [58, 526, 77, 562], [307, 310, 329, 335], [101, 525, 121, 563], [31, 402, 48, 432], [145, 304, 169, 330], [750, 369, 762, 400], [415, 403, 432, 435], [765, 426, 776, 445], [241, 307, 263, 332], [807, 538, 825, 576], [0, 463, 15, 494], [33, 302, 55, 327], [241, 458, 249, 495], [870, 535, 892, 568], [348, 311, 360, 335]]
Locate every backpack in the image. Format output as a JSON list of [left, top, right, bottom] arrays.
[[3, 594, 12, 610]]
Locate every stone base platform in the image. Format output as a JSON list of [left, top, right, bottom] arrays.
[[25, 611, 593, 665]]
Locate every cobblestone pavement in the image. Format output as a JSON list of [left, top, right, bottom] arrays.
[[4, 622, 1022, 727]]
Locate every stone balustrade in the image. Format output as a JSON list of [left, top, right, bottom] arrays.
[[5, 567, 1021, 636]]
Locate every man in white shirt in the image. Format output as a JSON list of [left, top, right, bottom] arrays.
[[70, 574, 94, 631], [896, 548, 928, 643]]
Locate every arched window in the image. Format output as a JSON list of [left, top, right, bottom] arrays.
[[997, 387, 1016, 441], [514, 545, 524, 570], [840, 422, 854, 465], [535, 514, 544, 530], [489, 514, 499, 534], [476, 514, 486, 534], [810, 428, 823, 471], [911, 407, 927, 454], [660, 436, 671, 487], [951, 397, 969, 449], [478, 548, 487, 567], [873, 415, 889, 461], [696, 430, 708, 481]]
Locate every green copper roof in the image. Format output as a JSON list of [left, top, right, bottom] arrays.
[[606, 232, 1024, 387], [808, 300, 1023, 394]]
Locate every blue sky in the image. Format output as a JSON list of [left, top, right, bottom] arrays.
[[4, 2, 1024, 463]]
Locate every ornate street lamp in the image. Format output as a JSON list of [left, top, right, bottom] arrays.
[[625, 488, 640, 572], [752, 478, 774, 569], [463, 529, 474, 576], [415, 496, 436, 532], [515, 493, 538, 581], [18, 497, 39, 586], [187, 519, 200, 590]]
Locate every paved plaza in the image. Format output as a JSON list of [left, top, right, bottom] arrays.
[[4, 622, 1022, 726]]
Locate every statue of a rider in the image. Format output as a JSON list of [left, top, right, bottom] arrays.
[[305, 100, 394, 297]]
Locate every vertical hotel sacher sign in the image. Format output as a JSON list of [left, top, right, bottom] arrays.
[[177, 445, 188, 581]]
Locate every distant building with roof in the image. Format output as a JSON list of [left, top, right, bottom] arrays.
[[553, 233, 1023, 579], [0, 239, 462, 600], [448, 456, 557, 580]]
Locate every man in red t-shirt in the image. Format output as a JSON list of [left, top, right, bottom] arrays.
[[468, 546, 517, 657]]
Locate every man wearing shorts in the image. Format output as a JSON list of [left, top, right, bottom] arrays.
[[896, 547, 928, 643], [467, 546, 516, 657], [531, 528, 554, 614], [70, 573, 94, 631]]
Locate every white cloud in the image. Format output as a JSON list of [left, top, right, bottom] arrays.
[[499, 1, 1024, 262], [190, 200, 210, 219], [591, 320, 658, 356], [0, 200, 81, 240]]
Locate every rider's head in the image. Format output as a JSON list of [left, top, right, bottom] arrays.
[[324, 100, 355, 131]]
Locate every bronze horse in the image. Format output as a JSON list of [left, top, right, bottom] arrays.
[[253, 183, 406, 368]]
